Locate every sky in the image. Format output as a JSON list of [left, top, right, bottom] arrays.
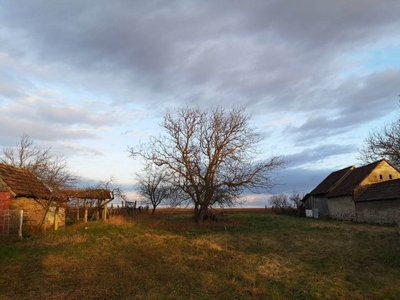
[[1, 0, 400, 207]]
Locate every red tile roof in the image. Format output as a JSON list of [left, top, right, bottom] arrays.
[[0, 163, 51, 199]]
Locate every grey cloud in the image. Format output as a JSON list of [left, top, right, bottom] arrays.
[[336, 69, 400, 117], [1, 0, 399, 112], [248, 0, 400, 53], [270, 167, 333, 195], [284, 144, 357, 168], [0, 116, 97, 142], [284, 69, 400, 143], [246, 166, 335, 196], [283, 115, 350, 145], [0, 97, 102, 142], [38, 102, 113, 126]]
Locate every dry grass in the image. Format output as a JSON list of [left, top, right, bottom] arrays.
[[0, 212, 399, 299]]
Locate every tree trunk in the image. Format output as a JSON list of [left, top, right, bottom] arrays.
[[194, 204, 200, 224], [194, 204, 208, 224], [37, 199, 53, 231], [152, 206, 156, 214]]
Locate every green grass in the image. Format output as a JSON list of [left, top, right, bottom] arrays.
[[0, 212, 399, 299]]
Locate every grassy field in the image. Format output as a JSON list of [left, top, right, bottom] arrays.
[[0, 210, 399, 300]]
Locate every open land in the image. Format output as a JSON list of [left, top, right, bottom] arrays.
[[1, 210, 399, 300]]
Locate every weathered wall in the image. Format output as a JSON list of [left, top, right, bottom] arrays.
[[327, 196, 355, 221], [356, 200, 400, 224], [10, 197, 65, 230], [46, 206, 66, 230], [304, 196, 330, 218]]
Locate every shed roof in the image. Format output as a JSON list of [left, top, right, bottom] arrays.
[[61, 189, 112, 200], [355, 179, 400, 202], [326, 160, 384, 198], [0, 163, 51, 199], [310, 166, 354, 196]]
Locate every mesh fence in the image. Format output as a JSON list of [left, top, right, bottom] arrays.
[[0, 210, 23, 238]]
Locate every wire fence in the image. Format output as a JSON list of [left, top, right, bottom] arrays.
[[0, 210, 23, 238]]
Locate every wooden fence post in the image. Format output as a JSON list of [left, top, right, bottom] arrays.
[[84, 201, 88, 223], [76, 199, 80, 220], [102, 205, 108, 221]]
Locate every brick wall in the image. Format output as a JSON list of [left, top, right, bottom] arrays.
[[0, 191, 11, 210], [0, 192, 11, 234]]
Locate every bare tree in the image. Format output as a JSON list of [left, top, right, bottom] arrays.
[[270, 194, 290, 211], [128, 106, 284, 223], [289, 191, 305, 216], [1, 134, 51, 173], [135, 166, 173, 214], [359, 118, 400, 168], [289, 191, 303, 210]]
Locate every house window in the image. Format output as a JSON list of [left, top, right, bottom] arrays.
[[379, 174, 383, 180], [389, 174, 393, 179]]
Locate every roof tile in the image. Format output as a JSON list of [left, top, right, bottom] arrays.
[[310, 166, 354, 195], [0, 163, 50, 199], [355, 179, 400, 202], [326, 160, 383, 198]]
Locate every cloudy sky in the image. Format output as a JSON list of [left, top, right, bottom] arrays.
[[1, 1, 400, 206]]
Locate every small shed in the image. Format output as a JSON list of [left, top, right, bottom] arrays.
[[0, 163, 63, 231], [62, 188, 113, 221]]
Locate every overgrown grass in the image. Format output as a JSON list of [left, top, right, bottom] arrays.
[[0, 212, 399, 299]]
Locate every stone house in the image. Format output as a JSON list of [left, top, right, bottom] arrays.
[[304, 159, 400, 224], [0, 163, 64, 231]]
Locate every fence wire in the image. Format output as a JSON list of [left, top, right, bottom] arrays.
[[0, 210, 23, 238]]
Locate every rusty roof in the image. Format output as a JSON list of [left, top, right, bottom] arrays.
[[355, 179, 400, 202], [326, 159, 386, 198], [0, 163, 51, 199], [60, 189, 112, 200], [310, 166, 354, 196]]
